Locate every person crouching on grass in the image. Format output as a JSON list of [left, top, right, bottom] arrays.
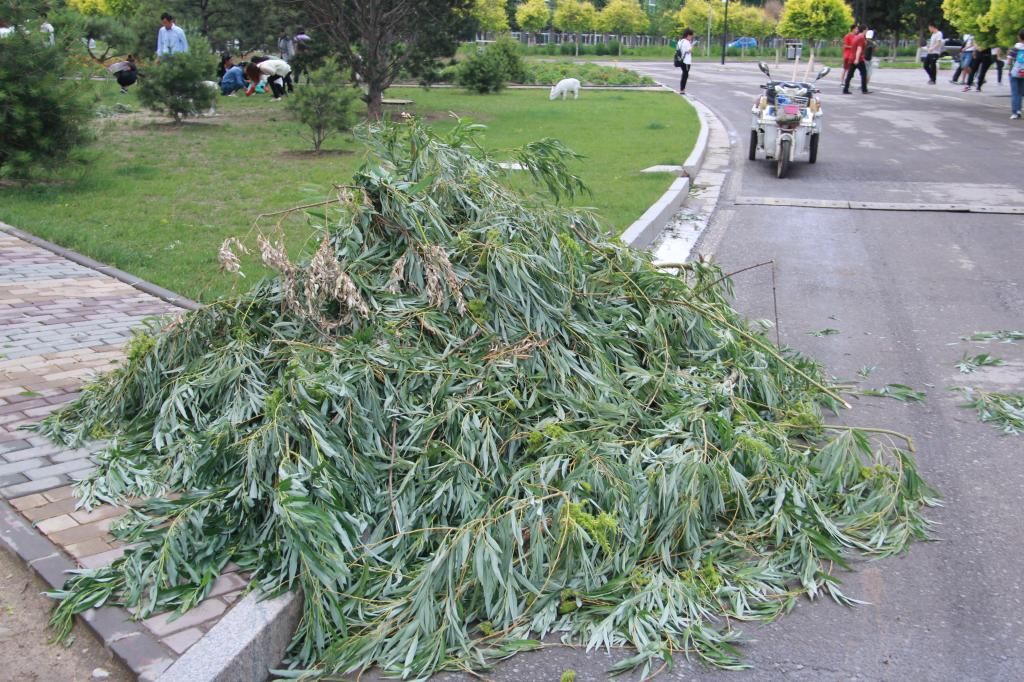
[[245, 58, 292, 100], [221, 57, 247, 96]]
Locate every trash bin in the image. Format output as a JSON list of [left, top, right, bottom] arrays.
[[785, 42, 803, 60]]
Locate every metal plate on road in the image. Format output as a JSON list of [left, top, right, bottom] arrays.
[[848, 201, 971, 212], [736, 196, 1024, 215], [735, 196, 849, 209], [970, 205, 1024, 214]]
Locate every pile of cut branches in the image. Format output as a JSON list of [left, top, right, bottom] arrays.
[[37, 119, 936, 679]]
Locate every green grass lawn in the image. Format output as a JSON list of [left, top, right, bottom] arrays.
[[0, 80, 697, 302]]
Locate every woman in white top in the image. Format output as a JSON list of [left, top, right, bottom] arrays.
[[245, 58, 293, 100], [676, 28, 694, 95]]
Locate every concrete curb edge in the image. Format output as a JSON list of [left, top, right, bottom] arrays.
[[0, 223, 200, 312], [621, 89, 709, 249], [0, 498, 177, 680], [157, 590, 302, 682]]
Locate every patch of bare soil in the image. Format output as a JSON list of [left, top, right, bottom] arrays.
[[280, 149, 354, 158], [0, 547, 132, 682]]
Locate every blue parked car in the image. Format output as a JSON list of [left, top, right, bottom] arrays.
[[727, 37, 758, 49]]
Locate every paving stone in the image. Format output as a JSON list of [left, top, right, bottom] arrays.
[[21, 496, 77, 521], [0, 472, 28, 488], [65, 537, 112, 558], [142, 599, 228, 636], [0, 457, 47, 477], [78, 545, 126, 569], [51, 447, 95, 463], [8, 492, 47, 510], [4, 445, 62, 462], [0, 500, 57, 562], [35, 513, 78, 534], [70, 504, 123, 524], [82, 605, 144, 645], [28, 551, 76, 590], [221, 590, 243, 604], [25, 458, 94, 480], [109, 632, 174, 682], [208, 571, 248, 598], [43, 484, 75, 501], [161, 627, 203, 655], [0, 438, 31, 455], [48, 517, 115, 546], [1, 475, 64, 498]]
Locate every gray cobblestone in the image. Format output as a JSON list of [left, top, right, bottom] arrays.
[[25, 459, 94, 480], [0, 458, 48, 477], [0, 472, 28, 487], [0, 439, 31, 455], [1, 475, 64, 497], [51, 448, 94, 463]]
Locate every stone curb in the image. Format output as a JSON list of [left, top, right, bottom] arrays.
[[0, 223, 200, 312], [157, 590, 302, 682], [0, 498, 176, 680], [620, 87, 709, 249]]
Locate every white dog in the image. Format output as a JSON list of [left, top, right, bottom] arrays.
[[200, 80, 218, 116], [549, 78, 581, 101]]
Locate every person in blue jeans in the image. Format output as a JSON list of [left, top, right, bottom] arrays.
[[1009, 30, 1024, 119], [220, 57, 247, 96]]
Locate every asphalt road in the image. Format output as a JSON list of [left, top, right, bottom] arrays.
[[432, 62, 1024, 682], [629, 60, 1024, 681]]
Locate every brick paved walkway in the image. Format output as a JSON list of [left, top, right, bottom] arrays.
[[0, 227, 251, 673], [0, 230, 178, 498]]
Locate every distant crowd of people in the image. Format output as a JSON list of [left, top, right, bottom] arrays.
[[922, 22, 1024, 119], [106, 12, 314, 102]]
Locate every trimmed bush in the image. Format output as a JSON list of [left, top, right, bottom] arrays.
[[455, 38, 526, 93], [137, 37, 217, 123], [0, 23, 94, 180], [286, 58, 359, 152]]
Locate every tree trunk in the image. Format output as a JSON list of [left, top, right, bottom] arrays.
[[367, 82, 384, 121], [575, 33, 579, 57]]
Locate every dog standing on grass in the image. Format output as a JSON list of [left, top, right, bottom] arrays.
[[549, 78, 581, 100]]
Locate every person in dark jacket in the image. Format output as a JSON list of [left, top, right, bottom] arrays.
[[109, 54, 138, 94]]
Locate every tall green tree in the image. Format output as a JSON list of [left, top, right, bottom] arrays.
[[988, 0, 1024, 46], [472, 0, 511, 32], [516, 0, 551, 44], [942, 0, 997, 42], [553, 0, 597, 55], [597, 0, 648, 54], [0, 10, 94, 180], [778, 0, 853, 64], [302, 0, 473, 120]]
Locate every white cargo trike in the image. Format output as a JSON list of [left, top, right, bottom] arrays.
[[748, 62, 830, 178]]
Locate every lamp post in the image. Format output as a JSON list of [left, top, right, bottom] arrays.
[[720, 0, 729, 66]]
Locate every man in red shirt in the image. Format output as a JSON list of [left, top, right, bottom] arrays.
[[843, 25, 870, 94], [841, 23, 858, 87]]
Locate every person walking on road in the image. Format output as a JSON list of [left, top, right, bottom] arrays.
[[675, 28, 694, 95], [841, 23, 857, 88], [974, 46, 994, 91], [1008, 29, 1024, 120], [959, 34, 977, 91], [923, 22, 943, 85], [843, 25, 869, 94], [155, 12, 187, 58], [839, 23, 856, 87]]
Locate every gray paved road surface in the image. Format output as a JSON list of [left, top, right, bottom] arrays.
[[625, 61, 1024, 681], [439, 62, 1024, 682]]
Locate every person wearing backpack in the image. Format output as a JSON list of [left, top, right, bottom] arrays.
[[674, 28, 694, 95], [1009, 28, 1024, 119]]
